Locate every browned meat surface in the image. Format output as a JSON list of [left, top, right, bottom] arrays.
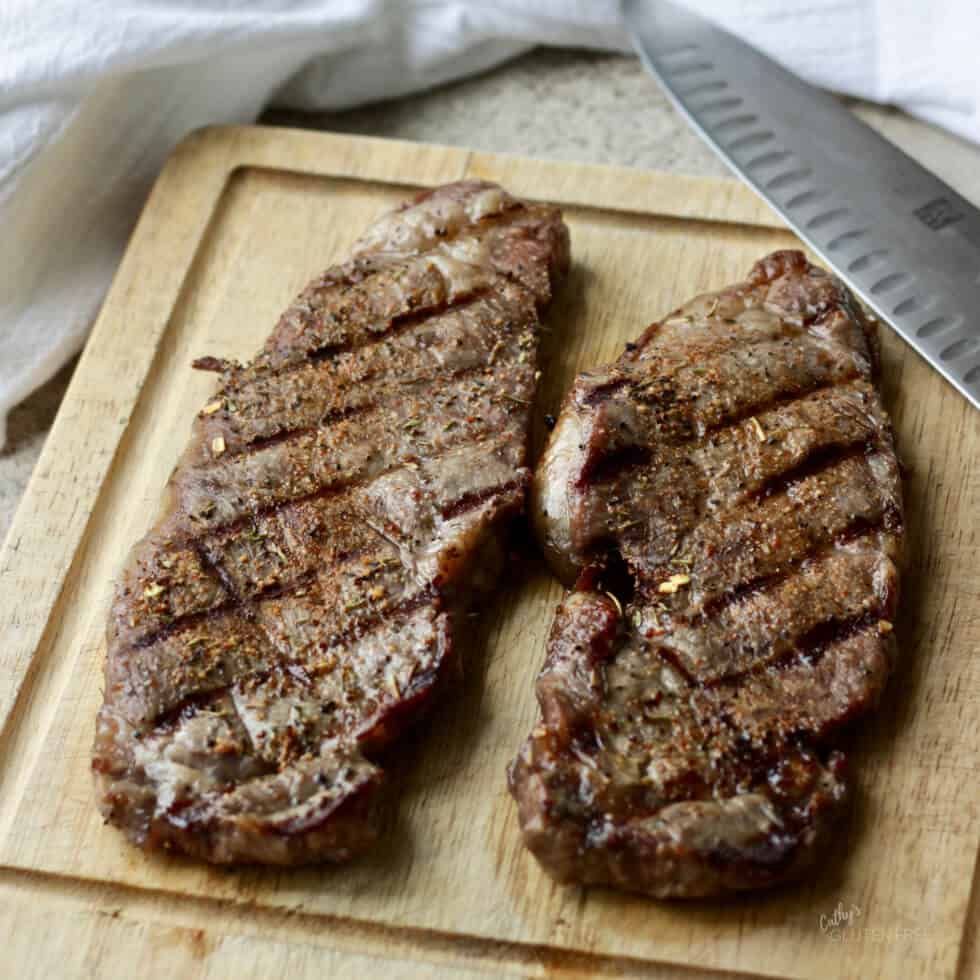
[[94, 181, 569, 864], [510, 251, 902, 897]]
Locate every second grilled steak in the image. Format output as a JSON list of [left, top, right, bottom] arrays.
[[510, 251, 902, 897], [94, 181, 569, 864]]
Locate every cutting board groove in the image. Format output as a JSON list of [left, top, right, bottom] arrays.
[[0, 126, 977, 980]]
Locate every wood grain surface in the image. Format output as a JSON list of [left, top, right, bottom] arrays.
[[0, 126, 977, 980]]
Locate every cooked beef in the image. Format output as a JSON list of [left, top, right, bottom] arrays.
[[93, 181, 569, 864], [510, 250, 902, 897]]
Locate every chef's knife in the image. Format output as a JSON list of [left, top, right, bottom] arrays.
[[623, 0, 980, 410]]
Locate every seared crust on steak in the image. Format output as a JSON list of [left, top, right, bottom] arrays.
[[94, 181, 569, 864], [510, 251, 902, 897]]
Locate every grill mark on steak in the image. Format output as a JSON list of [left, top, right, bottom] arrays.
[[213, 341, 527, 456], [151, 686, 256, 743], [256, 584, 444, 669], [191, 539, 246, 609], [632, 452, 890, 607], [173, 410, 524, 543], [128, 567, 325, 652], [258, 200, 564, 372], [439, 478, 526, 520], [699, 375, 860, 437], [750, 439, 875, 503], [840, 504, 903, 540], [130, 466, 523, 652], [222, 358, 496, 461], [685, 609, 888, 698], [582, 376, 629, 406], [225, 403, 372, 457], [651, 646, 698, 686], [179, 475, 370, 543], [660, 547, 893, 694], [299, 245, 548, 367], [790, 610, 884, 667], [128, 597, 239, 651], [576, 446, 651, 489], [224, 286, 526, 427], [313, 585, 441, 655], [692, 519, 888, 624], [577, 375, 863, 496], [631, 456, 884, 601], [608, 607, 883, 716], [583, 317, 859, 412], [583, 343, 860, 423], [174, 362, 533, 531], [515, 250, 902, 898], [305, 285, 495, 363], [200, 223, 548, 453], [94, 181, 569, 864]]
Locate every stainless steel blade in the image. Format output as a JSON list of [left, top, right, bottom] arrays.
[[624, 0, 980, 410]]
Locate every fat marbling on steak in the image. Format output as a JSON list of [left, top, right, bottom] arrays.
[[93, 181, 569, 864], [510, 250, 902, 897]]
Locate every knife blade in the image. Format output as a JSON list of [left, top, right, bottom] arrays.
[[624, 0, 980, 410]]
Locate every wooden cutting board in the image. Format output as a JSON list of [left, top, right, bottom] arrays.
[[0, 126, 977, 980]]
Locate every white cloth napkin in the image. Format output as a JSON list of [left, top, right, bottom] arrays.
[[2, 0, 978, 447]]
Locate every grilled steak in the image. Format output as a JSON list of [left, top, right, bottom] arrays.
[[510, 250, 902, 897], [94, 181, 569, 864]]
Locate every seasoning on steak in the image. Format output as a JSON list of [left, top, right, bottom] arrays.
[[93, 181, 569, 864], [509, 250, 902, 897]]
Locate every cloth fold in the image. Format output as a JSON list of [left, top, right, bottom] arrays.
[[1, 0, 977, 446]]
